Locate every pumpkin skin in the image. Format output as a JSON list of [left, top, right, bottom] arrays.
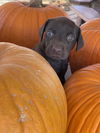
[[70, 18, 100, 73], [0, 2, 67, 48], [0, 42, 67, 133], [64, 64, 100, 133]]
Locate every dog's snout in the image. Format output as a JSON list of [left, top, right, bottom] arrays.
[[52, 47, 62, 54], [55, 47, 61, 52]]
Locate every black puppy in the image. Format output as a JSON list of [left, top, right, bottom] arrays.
[[33, 17, 84, 84]]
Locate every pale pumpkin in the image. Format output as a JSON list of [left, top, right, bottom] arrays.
[[64, 64, 100, 133], [70, 18, 100, 72], [0, 42, 67, 133], [0, 1, 67, 48]]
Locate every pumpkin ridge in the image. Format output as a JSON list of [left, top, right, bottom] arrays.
[[95, 121, 100, 133], [66, 80, 98, 90], [66, 78, 100, 92], [0, 7, 25, 42], [67, 95, 100, 132], [9, 7, 28, 43], [21, 7, 32, 43], [67, 85, 100, 106], [83, 32, 94, 65], [93, 32, 100, 63], [0, 5, 21, 34], [67, 68, 100, 84], [87, 31, 100, 64], [32, 8, 40, 44], [67, 90, 100, 126], [79, 104, 100, 132]]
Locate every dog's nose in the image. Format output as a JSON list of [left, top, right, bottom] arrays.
[[52, 47, 62, 54]]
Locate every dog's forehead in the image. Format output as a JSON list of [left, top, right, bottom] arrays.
[[46, 17, 76, 32]]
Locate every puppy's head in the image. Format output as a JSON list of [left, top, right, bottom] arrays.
[[39, 17, 84, 60]]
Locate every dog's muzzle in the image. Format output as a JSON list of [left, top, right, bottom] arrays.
[[45, 41, 69, 60]]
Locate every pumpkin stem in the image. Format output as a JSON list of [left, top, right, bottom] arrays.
[[28, 0, 43, 7]]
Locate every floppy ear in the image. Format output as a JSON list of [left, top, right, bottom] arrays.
[[76, 28, 84, 51], [39, 19, 51, 41]]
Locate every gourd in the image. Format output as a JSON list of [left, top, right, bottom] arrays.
[[0, 42, 67, 133], [64, 64, 100, 133], [0, 0, 67, 48]]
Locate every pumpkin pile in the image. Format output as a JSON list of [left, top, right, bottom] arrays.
[[0, 42, 67, 133], [0, 1, 67, 48], [0, 0, 99, 132], [65, 18, 100, 133]]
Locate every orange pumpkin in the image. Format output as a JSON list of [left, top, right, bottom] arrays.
[[70, 18, 100, 72], [64, 64, 100, 133], [0, 1, 67, 48], [0, 42, 67, 133]]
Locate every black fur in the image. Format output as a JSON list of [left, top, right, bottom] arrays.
[[33, 17, 84, 84]]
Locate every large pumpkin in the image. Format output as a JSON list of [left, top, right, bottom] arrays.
[[70, 18, 100, 72], [0, 42, 67, 133], [64, 64, 100, 133], [0, 1, 67, 48]]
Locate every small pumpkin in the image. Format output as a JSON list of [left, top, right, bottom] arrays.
[[0, 42, 67, 133], [64, 64, 100, 133], [70, 18, 100, 72], [0, 1, 68, 48]]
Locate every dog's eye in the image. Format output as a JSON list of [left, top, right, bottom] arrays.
[[67, 34, 75, 42], [46, 31, 54, 38]]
